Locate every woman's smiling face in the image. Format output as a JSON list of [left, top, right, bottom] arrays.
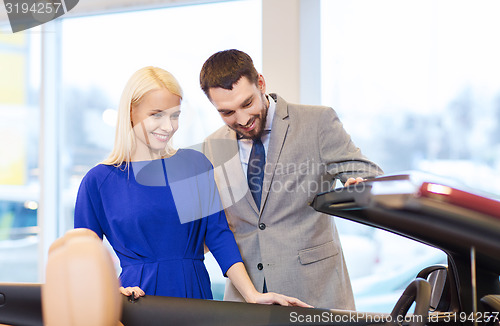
[[131, 88, 181, 160]]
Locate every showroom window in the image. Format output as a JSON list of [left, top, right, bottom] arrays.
[[321, 0, 500, 193], [0, 24, 41, 282], [321, 0, 500, 311]]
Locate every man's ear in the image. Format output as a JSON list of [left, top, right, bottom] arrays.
[[257, 74, 266, 94]]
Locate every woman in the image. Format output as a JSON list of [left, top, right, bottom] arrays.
[[74, 66, 310, 307]]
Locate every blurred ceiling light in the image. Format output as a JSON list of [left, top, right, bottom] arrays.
[[102, 108, 117, 127], [24, 201, 39, 210]]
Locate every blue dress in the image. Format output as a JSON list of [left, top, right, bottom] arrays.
[[74, 149, 243, 299]]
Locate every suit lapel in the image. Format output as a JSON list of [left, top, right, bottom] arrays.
[[260, 94, 289, 214]]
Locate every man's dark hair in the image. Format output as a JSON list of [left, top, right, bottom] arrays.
[[200, 49, 259, 99]]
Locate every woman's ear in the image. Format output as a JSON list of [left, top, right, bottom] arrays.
[[130, 105, 135, 127]]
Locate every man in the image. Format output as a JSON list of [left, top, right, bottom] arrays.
[[200, 49, 383, 309]]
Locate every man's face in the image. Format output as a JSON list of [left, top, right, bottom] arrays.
[[208, 75, 269, 139]]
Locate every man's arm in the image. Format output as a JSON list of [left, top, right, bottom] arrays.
[[318, 107, 383, 184]]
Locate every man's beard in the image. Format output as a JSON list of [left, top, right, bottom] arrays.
[[233, 97, 268, 140]]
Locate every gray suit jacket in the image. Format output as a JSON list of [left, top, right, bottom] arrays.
[[203, 94, 383, 309]]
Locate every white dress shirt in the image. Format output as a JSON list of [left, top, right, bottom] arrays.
[[238, 95, 276, 178]]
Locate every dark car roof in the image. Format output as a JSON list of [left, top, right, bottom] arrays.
[[310, 173, 500, 274]]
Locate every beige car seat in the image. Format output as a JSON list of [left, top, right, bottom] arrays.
[[42, 228, 122, 326]]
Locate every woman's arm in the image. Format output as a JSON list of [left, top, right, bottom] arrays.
[[226, 262, 313, 307], [74, 169, 105, 238]]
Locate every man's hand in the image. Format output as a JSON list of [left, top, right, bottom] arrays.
[[344, 177, 366, 187], [249, 292, 314, 308]]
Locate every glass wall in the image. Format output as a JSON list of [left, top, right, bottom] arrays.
[[321, 0, 500, 194], [0, 25, 41, 282], [321, 0, 500, 311]]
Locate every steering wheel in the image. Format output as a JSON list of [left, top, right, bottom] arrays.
[[390, 278, 431, 326]]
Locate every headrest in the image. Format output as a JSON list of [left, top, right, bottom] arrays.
[[42, 228, 122, 326]]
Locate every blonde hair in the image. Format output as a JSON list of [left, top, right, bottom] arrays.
[[101, 66, 183, 167]]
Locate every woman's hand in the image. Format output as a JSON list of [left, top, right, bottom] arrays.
[[248, 292, 313, 308], [119, 286, 145, 299]]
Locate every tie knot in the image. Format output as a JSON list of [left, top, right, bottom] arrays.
[[250, 138, 265, 158], [253, 138, 263, 145]]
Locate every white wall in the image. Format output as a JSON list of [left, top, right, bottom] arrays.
[[262, 0, 321, 104]]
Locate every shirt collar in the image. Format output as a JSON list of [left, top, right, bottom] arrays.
[[264, 94, 275, 131]]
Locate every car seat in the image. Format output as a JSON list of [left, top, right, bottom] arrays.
[[42, 228, 122, 326]]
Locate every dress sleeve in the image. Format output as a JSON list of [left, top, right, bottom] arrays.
[[205, 209, 243, 277], [318, 107, 384, 183], [74, 171, 105, 239], [203, 161, 243, 277]]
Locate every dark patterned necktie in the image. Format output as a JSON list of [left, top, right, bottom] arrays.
[[247, 138, 265, 209]]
